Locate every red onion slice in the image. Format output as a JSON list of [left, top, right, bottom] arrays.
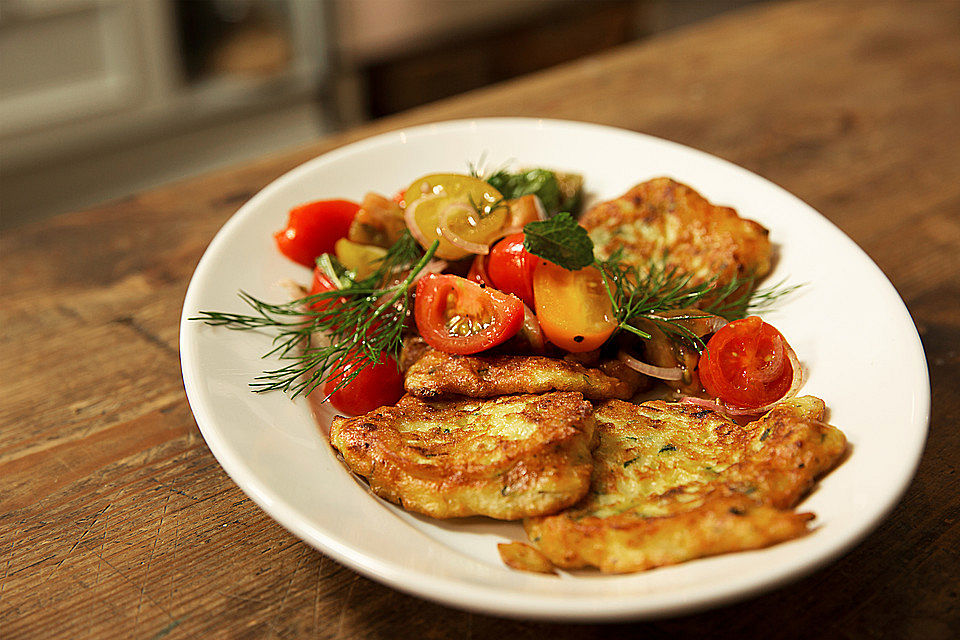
[[410, 259, 449, 284], [532, 195, 548, 221], [618, 350, 684, 381], [679, 396, 727, 413]]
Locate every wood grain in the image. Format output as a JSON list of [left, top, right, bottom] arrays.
[[2, 1, 958, 638]]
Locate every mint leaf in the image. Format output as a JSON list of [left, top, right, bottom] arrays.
[[523, 212, 595, 270]]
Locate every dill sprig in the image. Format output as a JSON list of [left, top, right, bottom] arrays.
[[596, 251, 800, 351], [467, 193, 507, 219], [191, 231, 437, 398], [521, 213, 800, 351]]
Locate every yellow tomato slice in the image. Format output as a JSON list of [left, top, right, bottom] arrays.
[[403, 173, 507, 260], [532, 260, 618, 352], [334, 238, 387, 279]]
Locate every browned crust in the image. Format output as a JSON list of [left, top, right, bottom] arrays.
[[580, 177, 772, 296], [404, 349, 643, 400], [497, 542, 557, 575], [733, 397, 847, 509], [523, 396, 847, 573], [330, 392, 597, 520], [525, 491, 813, 572]]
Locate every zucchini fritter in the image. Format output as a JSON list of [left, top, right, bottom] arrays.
[[523, 396, 846, 573], [580, 177, 771, 295], [497, 542, 556, 575], [404, 349, 645, 400], [330, 392, 597, 520]]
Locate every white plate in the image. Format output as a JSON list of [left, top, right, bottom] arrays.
[[180, 118, 930, 621]]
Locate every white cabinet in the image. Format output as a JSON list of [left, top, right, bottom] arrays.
[[0, 0, 145, 138], [0, 0, 331, 227]]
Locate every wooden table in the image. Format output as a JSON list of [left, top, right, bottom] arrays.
[[3, 1, 958, 637]]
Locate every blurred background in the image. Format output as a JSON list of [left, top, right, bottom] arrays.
[[0, 0, 758, 229]]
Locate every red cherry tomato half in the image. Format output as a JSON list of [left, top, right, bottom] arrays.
[[467, 253, 491, 286], [485, 233, 538, 308], [274, 199, 360, 267], [414, 274, 524, 354], [698, 316, 794, 410], [323, 354, 404, 416]]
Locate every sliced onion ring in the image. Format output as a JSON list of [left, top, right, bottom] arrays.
[[651, 310, 728, 337], [410, 259, 448, 284], [678, 396, 727, 413], [439, 202, 491, 255], [532, 195, 548, 221], [683, 340, 804, 416], [618, 350, 684, 381]]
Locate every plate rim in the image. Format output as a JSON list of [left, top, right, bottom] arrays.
[[180, 117, 931, 621]]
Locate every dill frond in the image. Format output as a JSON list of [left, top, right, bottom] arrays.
[[597, 255, 801, 351], [190, 233, 438, 399]]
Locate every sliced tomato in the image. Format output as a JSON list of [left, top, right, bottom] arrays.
[[486, 233, 537, 308], [274, 199, 360, 267], [414, 274, 524, 354], [698, 316, 794, 409], [334, 238, 387, 279], [403, 173, 507, 260], [532, 260, 618, 352], [323, 353, 404, 415], [467, 253, 491, 285], [505, 194, 546, 229]]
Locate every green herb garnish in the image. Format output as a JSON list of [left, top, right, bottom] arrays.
[[486, 168, 562, 213], [191, 231, 437, 398], [522, 212, 595, 270], [521, 217, 799, 349]]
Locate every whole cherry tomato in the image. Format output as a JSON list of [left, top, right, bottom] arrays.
[[485, 233, 537, 308], [414, 274, 524, 354], [323, 354, 404, 415], [697, 316, 794, 409], [274, 199, 360, 267]]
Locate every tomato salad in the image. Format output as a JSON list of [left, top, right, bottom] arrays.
[[200, 168, 802, 417]]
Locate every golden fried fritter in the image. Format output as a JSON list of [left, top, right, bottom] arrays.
[[330, 392, 597, 520], [523, 396, 846, 573], [580, 177, 772, 294], [497, 542, 556, 575], [404, 349, 646, 400]]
